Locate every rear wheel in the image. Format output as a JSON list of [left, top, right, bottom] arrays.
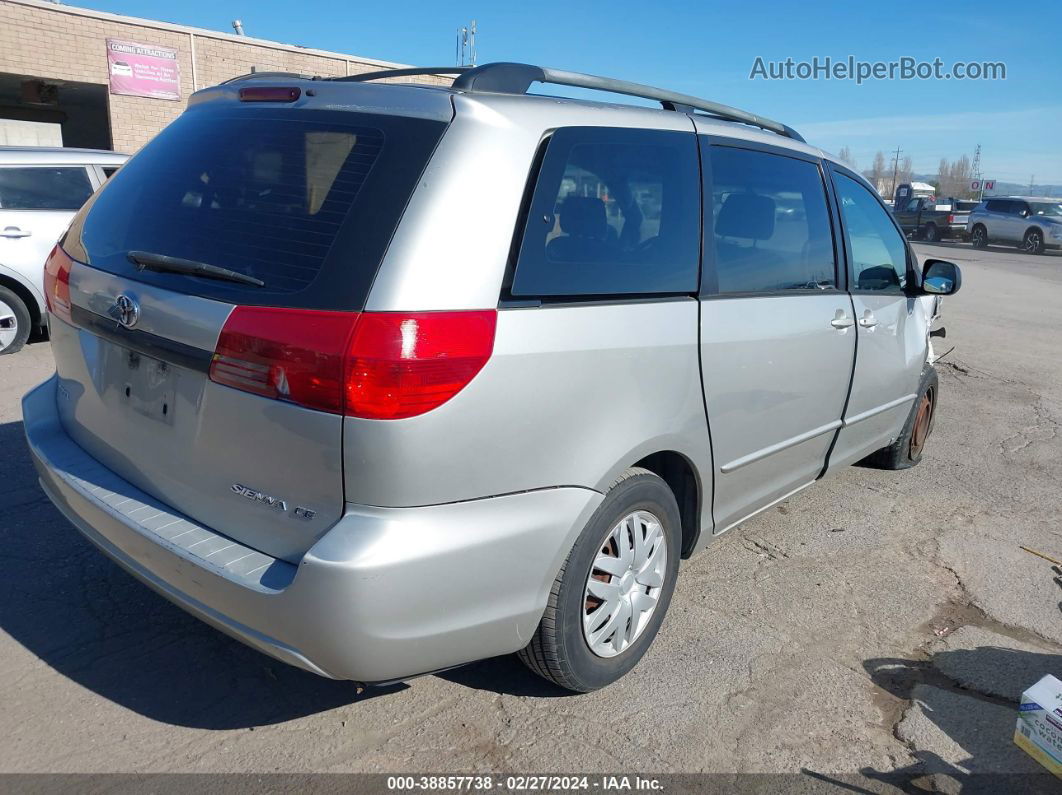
[[1022, 228, 1045, 255], [971, 224, 988, 249], [518, 467, 681, 692], [860, 366, 938, 470], [0, 287, 31, 355], [923, 223, 940, 243]]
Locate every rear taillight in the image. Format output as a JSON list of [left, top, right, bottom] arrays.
[[947, 214, 956, 224], [210, 307, 359, 414], [346, 311, 497, 420], [209, 308, 496, 419], [43, 245, 73, 323]]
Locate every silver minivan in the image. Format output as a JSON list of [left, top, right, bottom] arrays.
[[22, 63, 961, 692]]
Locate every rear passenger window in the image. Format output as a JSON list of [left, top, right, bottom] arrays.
[[0, 166, 93, 210], [708, 146, 836, 294], [511, 127, 700, 297]]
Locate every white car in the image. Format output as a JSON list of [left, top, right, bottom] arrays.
[[0, 146, 127, 353]]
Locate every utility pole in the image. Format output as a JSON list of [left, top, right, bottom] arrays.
[[890, 146, 903, 202], [456, 20, 477, 66], [972, 144, 984, 200], [1028, 175, 1035, 194]]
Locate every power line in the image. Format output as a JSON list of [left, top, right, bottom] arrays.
[[889, 146, 903, 200]]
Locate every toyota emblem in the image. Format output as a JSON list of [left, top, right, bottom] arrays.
[[110, 293, 140, 329]]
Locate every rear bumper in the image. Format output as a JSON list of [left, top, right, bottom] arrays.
[[23, 376, 602, 682]]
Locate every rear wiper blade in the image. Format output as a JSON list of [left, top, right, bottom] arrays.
[[127, 251, 265, 288]]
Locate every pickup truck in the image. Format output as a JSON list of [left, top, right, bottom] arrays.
[[892, 197, 975, 242]]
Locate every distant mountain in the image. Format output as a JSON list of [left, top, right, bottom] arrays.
[[911, 174, 1062, 199]]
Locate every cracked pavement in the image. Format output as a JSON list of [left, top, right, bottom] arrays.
[[0, 243, 1059, 784]]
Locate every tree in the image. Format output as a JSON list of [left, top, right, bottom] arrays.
[[897, 156, 913, 187], [949, 155, 973, 198], [870, 151, 887, 190], [838, 146, 856, 170], [937, 158, 950, 196]]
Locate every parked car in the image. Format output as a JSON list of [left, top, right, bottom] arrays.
[[892, 196, 973, 242], [0, 146, 127, 353], [967, 196, 1062, 254], [22, 63, 961, 692]]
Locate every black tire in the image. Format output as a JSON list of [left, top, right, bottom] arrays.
[[923, 223, 940, 243], [971, 224, 988, 249], [1022, 228, 1045, 255], [860, 366, 939, 470], [0, 286, 32, 355], [517, 467, 682, 692]]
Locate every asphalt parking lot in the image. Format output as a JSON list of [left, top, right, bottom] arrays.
[[0, 242, 1059, 784]]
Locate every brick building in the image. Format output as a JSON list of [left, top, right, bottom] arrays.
[[0, 0, 446, 154]]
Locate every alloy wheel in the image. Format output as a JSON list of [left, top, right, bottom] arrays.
[[0, 298, 19, 352], [582, 510, 667, 658]]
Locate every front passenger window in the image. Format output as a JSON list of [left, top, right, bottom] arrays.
[[834, 172, 908, 292]]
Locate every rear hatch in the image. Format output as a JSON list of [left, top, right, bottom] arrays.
[[49, 83, 451, 561]]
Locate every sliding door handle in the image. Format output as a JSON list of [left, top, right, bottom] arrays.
[[858, 311, 878, 328], [830, 310, 854, 329]]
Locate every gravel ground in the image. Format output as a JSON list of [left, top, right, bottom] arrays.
[[0, 242, 1059, 787]]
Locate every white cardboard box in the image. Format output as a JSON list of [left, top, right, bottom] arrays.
[[1015, 673, 1062, 778]]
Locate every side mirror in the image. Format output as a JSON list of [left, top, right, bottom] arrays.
[[922, 259, 962, 295]]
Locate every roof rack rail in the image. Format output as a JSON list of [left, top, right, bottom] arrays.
[[333, 66, 470, 82], [222, 71, 315, 84], [453, 63, 804, 141], [329, 61, 803, 142]]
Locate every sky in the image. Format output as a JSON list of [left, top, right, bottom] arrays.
[[77, 0, 1062, 186]]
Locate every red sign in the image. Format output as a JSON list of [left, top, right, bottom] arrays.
[[106, 39, 180, 101]]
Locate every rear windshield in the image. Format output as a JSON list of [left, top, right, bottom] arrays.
[[64, 105, 448, 309]]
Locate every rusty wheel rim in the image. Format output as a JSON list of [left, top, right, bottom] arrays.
[[910, 387, 935, 458]]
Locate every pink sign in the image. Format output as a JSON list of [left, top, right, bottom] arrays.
[[106, 39, 180, 101]]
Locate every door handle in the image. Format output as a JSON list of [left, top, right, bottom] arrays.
[[830, 310, 854, 329], [1, 226, 31, 238], [858, 311, 878, 329]]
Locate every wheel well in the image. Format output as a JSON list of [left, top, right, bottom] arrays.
[[1024, 226, 1043, 238], [0, 274, 41, 329], [633, 451, 700, 558]]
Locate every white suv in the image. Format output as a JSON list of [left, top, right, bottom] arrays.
[[0, 146, 127, 353]]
